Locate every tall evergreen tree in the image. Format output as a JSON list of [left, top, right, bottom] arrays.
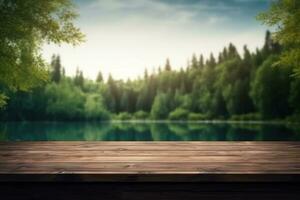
[[222, 47, 228, 60], [191, 54, 198, 69], [51, 55, 61, 83], [120, 90, 130, 112], [74, 68, 84, 89], [106, 74, 119, 112], [62, 68, 66, 77], [151, 92, 169, 119], [199, 54, 204, 69], [251, 56, 292, 119], [144, 69, 149, 80], [165, 58, 172, 71], [228, 43, 239, 59], [207, 53, 216, 68], [96, 71, 103, 83]]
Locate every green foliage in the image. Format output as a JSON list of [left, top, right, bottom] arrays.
[[286, 114, 300, 122], [168, 108, 189, 120], [51, 55, 62, 83], [289, 78, 300, 114], [151, 92, 170, 119], [250, 56, 292, 119], [0, 0, 84, 107], [84, 94, 110, 121], [258, 0, 300, 76], [198, 53, 218, 115], [96, 72, 104, 83], [45, 81, 85, 120], [191, 54, 198, 69], [105, 75, 119, 112], [188, 113, 210, 121], [133, 111, 149, 120], [1, 31, 299, 121], [120, 89, 130, 112], [215, 46, 254, 117], [165, 59, 172, 71], [230, 113, 261, 121], [0, 94, 8, 108], [2, 0, 300, 121], [115, 112, 132, 121], [74, 69, 84, 89]]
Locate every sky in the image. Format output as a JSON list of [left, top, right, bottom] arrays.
[[42, 0, 272, 80]]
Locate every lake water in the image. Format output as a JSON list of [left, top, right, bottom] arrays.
[[0, 121, 300, 141]]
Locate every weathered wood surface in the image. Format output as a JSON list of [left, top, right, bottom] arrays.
[[0, 142, 300, 182]]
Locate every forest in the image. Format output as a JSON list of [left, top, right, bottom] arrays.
[[1, 31, 299, 122], [0, 0, 299, 122]]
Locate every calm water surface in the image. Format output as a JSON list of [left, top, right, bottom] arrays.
[[0, 121, 300, 141]]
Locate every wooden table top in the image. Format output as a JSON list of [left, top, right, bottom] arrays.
[[0, 142, 299, 182]]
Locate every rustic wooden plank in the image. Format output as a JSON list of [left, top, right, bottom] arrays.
[[0, 162, 300, 173], [0, 142, 299, 182], [1, 141, 298, 146], [14, 141, 299, 145], [1, 155, 300, 163], [1, 150, 299, 156], [1, 144, 299, 151]]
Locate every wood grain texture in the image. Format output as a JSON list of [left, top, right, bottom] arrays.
[[0, 142, 299, 182]]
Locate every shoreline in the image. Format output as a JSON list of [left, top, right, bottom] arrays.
[[0, 119, 299, 125]]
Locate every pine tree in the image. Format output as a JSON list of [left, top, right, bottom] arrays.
[[199, 54, 204, 69], [207, 53, 216, 68], [51, 55, 61, 83], [228, 43, 239, 59], [158, 66, 162, 74], [262, 30, 272, 57], [222, 47, 228, 61], [120, 90, 130, 112], [96, 71, 103, 83], [191, 54, 198, 69], [79, 71, 84, 87], [62, 67, 66, 77], [74, 68, 84, 88], [106, 74, 119, 112], [144, 69, 149, 80], [218, 52, 223, 64], [165, 58, 171, 71]]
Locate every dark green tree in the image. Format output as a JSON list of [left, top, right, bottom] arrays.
[[96, 71, 103, 83], [151, 92, 169, 119], [165, 58, 172, 71], [105, 74, 119, 112], [191, 54, 198, 69], [289, 78, 300, 115], [251, 56, 292, 119], [51, 55, 62, 83], [199, 54, 204, 69], [74, 68, 84, 89]]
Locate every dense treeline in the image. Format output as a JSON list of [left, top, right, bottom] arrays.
[[1, 31, 299, 121]]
